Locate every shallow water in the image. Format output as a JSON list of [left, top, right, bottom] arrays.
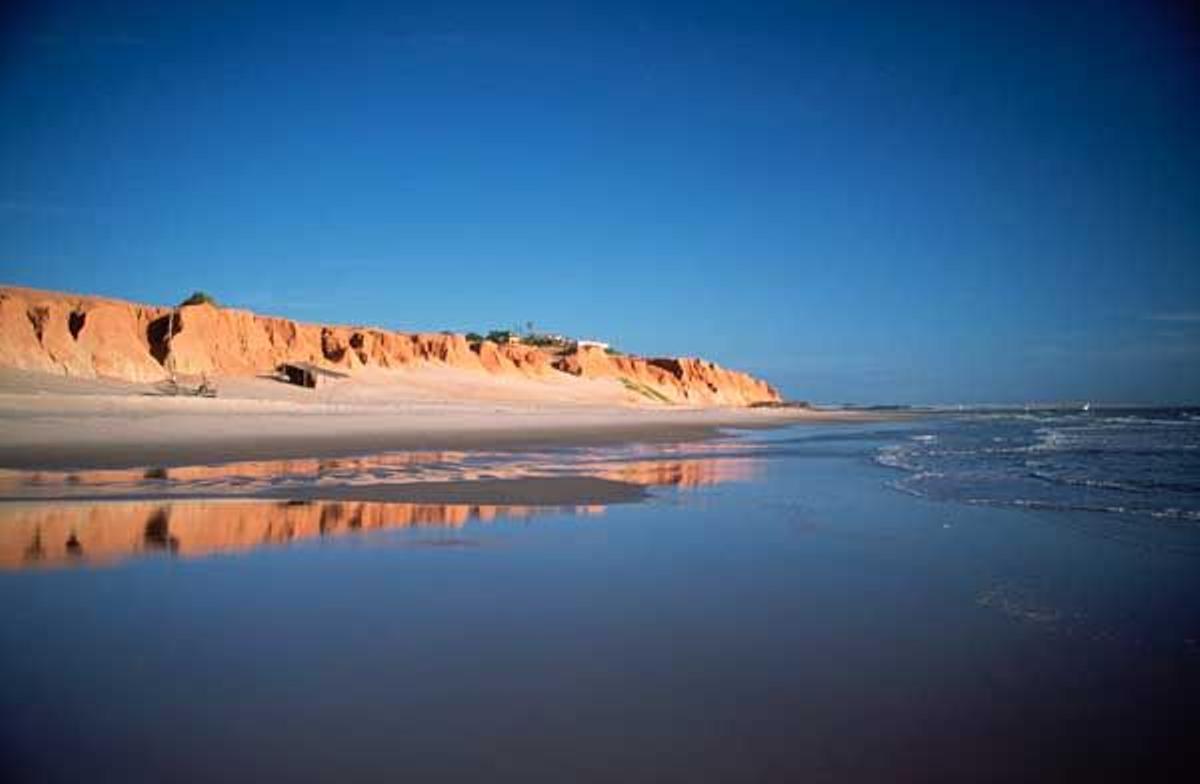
[[875, 406, 1200, 522], [1, 416, 1197, 782]]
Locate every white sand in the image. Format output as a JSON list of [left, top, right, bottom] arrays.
[[0, 367, 863, 469]]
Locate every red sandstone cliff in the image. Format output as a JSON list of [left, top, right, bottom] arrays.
[[0, 285, 782, 406]]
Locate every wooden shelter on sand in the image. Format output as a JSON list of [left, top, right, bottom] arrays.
[[276, 362, 349, 389]]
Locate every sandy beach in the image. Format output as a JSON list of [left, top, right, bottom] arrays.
[[5, 3, 1195, 777], [0, 368, 861, 471]]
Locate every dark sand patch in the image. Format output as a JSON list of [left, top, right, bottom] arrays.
[[263, 476, 647, 506], [0, 476, 647, 508]]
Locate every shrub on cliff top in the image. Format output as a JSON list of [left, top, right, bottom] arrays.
[[179, 291, 218, 307]]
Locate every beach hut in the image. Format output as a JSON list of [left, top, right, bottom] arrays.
[[277, 362, 347, 389], [279, 363, 318, 388]]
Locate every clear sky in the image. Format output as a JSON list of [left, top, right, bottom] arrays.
[[2, 1, 1198, 404]]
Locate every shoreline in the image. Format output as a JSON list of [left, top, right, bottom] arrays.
[[0, 419, 732, 470], [0, 371, 884, 471], [0, 403, 856, 471]]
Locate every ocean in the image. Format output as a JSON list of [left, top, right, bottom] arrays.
[[877, 406, 1200, 523], [1, 410, 1197, 781]]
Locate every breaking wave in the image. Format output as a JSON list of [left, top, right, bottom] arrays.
[[874, 407, 1200, 523]]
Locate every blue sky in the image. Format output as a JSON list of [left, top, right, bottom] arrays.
[[2, 1, 1198, 403]]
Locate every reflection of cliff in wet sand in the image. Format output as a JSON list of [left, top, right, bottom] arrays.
[[0, 451, 470, 496], [0, 449, 766, 500], [595, 458, 759, 487], [0, 451, 765, 568], [0, 499, 607, 569]]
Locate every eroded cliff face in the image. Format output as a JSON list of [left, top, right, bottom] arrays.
[[0, 286, 782, 406], [552, 347, 779, 406], [0, 289, 168, 382]]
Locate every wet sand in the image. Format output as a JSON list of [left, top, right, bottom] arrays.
[[259, 476, 647, 505], [0, 476, 650, 507], [4, 419, 1194, 781]]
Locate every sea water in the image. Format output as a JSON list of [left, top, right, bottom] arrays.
[[876, 407, 1200, 522], [1, 412, 1197, 781]]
